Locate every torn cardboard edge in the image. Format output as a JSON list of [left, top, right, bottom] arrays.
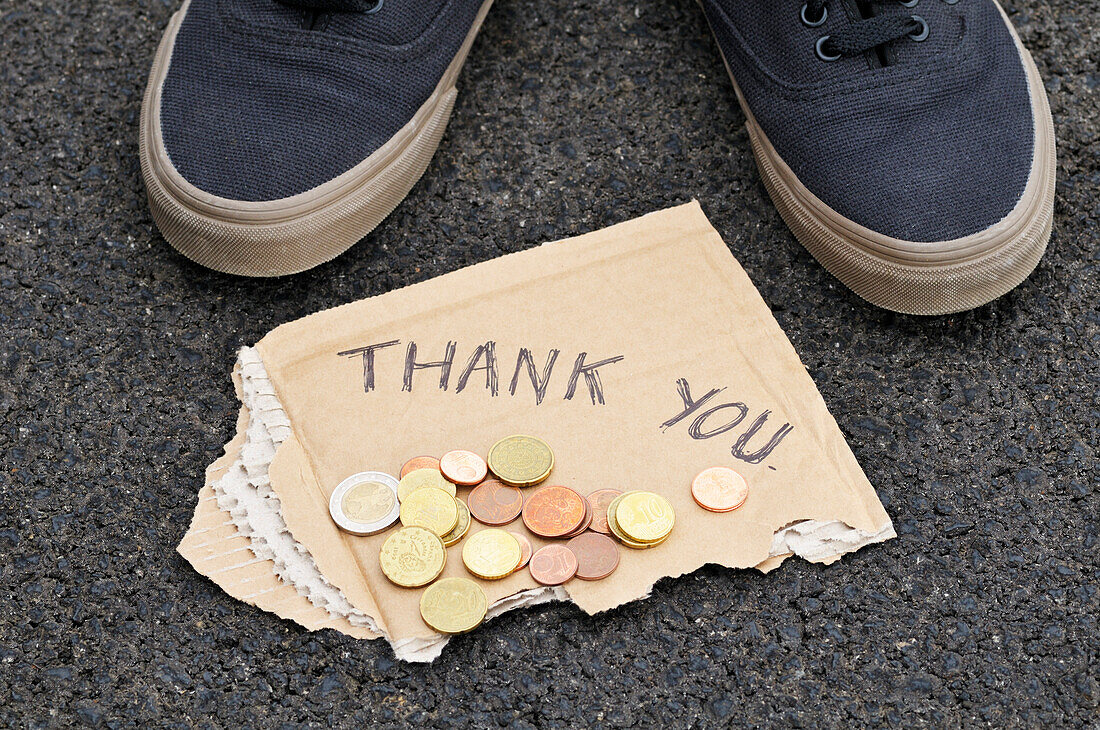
[[180, 349, 893, 661], [178, 202, 896, 663]]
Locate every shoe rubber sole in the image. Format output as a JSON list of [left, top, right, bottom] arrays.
[[705, 1, 1056, 315], [140, 0, 495, 277]]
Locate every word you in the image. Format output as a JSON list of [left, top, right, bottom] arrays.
[[661, 378, 793, 465]]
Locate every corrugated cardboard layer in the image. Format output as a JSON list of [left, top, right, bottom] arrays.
[[178, 407, 376, 639]]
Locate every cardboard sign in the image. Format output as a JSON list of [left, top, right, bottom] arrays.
[[179, 202, 894, 662]]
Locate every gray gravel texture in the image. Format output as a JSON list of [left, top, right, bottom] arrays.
[[1, 0, 1098, 727]]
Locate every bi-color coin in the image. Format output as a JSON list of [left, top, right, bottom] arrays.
[[420, 577, 488, 634], [487, 435, 554, 487], [328, 471, 400, 536]]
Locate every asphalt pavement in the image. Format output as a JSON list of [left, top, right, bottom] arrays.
[[1, 0, 1097, 726]]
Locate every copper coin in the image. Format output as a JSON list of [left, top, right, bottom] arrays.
[[467, 480, 524, 526], [566, 532, 620, 580], [521, 486, 587, 538], [509, 531, 533, 572], [400, 455, 440, 479], [691, 467, 749, 513], [440, 450, 488, 486], [561, 497, 592, 539], [586, 489, 622, 534], [528, 544, 578, 586]]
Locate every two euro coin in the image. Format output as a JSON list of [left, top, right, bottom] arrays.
[[328, 471, 401, 536]]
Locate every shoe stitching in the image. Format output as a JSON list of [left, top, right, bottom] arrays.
[[701, 0, 983, 102]]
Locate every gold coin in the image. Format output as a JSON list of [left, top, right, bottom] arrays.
[[605, 492, 669, 548], [462, 528, 521, 580], [441, 498, 472, 547], [615, 491, 675, 543], [397, 467, 455, 502], [419, 577, 488, 634], [606, 493, 651, 548], [487, 435, 554, 487], [399, 488, 459, 536], [622, 532, 670, 550], [378, 527, 446, 587]]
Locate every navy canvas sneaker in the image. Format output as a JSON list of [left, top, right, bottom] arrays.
[[140, 0, 493, 276], [700, 0, 1056, 315]]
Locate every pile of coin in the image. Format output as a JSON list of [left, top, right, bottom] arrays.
[[604, 491, 676, 549], [329, 435, 685, 635]]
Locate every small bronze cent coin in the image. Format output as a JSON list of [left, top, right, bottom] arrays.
[[560, 497, 592, 539], [521, 486, 587, 538], [400, 455, 440, 479], [509, 531, 533, 572], [467, 480, 524, 526], [440, 450, 488, 486], [586, 489, 622, 535], [691, 466, 749, 512], [566, 532, 620, 580], [529, 544, 578, 586], [487, 435, 554, 487]]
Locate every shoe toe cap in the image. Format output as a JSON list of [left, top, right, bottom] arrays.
[[155, 5, 434, 202]]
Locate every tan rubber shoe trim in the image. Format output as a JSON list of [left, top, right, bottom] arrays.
[[711, 1, 1056, 315], [140, 0, 495, 277]]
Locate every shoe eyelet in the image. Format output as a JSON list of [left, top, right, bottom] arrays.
[[365, 0, 383, 13], [815, 36, 841, 61], [800, 3, 828, 27], [908, 15, 930, 41], [898, 0, 919, 7], [942, 0, 959, 4]]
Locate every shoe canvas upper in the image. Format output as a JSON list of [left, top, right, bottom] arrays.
[[702, 0, 1036, 243], [158, 0, 485, 202]]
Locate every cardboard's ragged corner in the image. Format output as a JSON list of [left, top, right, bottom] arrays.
[[178, 202, 895, 662]]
